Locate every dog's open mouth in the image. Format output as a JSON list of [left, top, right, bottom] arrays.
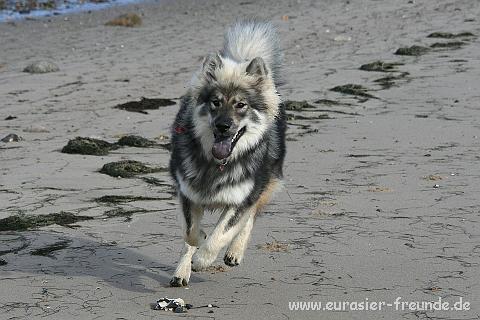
[[212, 127, 246, 160]]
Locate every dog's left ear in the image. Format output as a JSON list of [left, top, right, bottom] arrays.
[[202, 53, 223, 81], [246, 57, 268, 77]]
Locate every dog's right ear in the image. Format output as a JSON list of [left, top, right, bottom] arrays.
[[201, 53, 223, 81]]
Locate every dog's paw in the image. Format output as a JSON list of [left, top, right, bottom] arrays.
[[224, 252, 242, 267], [169, 276, 188, 287], [191, 248, 216, 271]]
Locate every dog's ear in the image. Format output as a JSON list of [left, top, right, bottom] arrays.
[[201, 53, 223, 81], [246, 57, 268, 77]]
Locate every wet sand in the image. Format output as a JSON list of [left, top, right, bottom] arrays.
[[1, 0, 479, 319]]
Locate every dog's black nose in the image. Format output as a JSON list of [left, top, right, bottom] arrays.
[[215, 120, 232, 134]]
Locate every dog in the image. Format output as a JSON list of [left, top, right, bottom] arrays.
[[169, 19, 286, 287]]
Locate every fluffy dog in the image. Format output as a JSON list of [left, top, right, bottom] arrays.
[[169, 19, 286, 287]]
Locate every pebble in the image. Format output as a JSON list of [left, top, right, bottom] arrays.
[[23, 125, 50, 133], [174, 306, 187, 313], [333, 35, 352, 42], [1, 133, 22, 142], [23, 61, 60, 74], [433, 184, 440, 188]]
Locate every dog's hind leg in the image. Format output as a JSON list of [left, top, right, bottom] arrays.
[[192, 206, 252, 271], [224, 178, 279, 266], [170, 194, 205, 287]]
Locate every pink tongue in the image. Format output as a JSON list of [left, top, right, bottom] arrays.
[[212, 139, 232, 159]]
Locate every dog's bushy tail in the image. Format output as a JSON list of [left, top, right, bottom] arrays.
[[221, 18, 282, 86]]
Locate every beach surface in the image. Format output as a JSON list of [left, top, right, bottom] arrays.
[[1, 0, 479, 319]]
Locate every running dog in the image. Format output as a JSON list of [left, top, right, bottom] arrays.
[[169, 19, 286, 287]]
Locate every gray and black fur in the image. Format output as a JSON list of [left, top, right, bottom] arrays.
[[169, 19, 286, 287]]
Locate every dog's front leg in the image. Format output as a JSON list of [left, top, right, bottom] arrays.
[[224, 211, 255, 266], [170, 194, 205, 287], [192, 206, 252, 271]]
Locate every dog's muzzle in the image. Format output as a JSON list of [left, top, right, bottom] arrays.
[[212, 126, 246, 160]]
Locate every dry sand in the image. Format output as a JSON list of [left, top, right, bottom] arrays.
[[1, 0, 480, 319]]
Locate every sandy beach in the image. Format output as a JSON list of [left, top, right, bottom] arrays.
[[1, 0, 480, 318]]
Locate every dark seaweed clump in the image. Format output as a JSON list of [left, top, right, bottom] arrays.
[[62, 137, 119, 156], [314, 99, 350, 106], [430, 41, 465, 49], [62, 135, 166, 156], [99, 160, 168, 178], [330, 84, 377, 99], [283, 100, 316, 111], [427, 32, 475, 39], [105, 13, 142, 27], [0, 212, 93, 231], [286, 113, 331, 121], [31, 240, 71, 258], [373, 72, 410, 90], [394, 45, 430, 56], [105, 208, 145, 218], [117, 135, 156, 147], [95, 195, 170, 203], [359, 61, 403, 72], [114, 97, 176, 114]]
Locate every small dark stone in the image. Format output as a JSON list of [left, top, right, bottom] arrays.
[[208, 310, 214, 313], [174, 306, 188, 313], [61, 137, 119, 156], [185, 304, 193, 309], [23, 61, 59, 73], [1, 133, 22, 143], [394, 45, 430, 56], [117, 135, 156, 147], [114, 97, 176, 114], [0, 259, 7, 266], [99, 160, 168, 178], [4, 115, 17, 120]]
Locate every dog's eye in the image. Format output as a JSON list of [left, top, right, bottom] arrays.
[[211, 100, 220, 107], [236, 102, 246, 109]]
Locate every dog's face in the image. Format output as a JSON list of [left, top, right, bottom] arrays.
[[192, 54, 280, 163]]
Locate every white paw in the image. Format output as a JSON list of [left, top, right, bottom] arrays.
[[224, 250, 243, 266], [171, 265, 191, 286], [191, 247, 216, 271]]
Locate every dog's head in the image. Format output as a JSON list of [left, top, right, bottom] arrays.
[[191, 53, 280, 163]]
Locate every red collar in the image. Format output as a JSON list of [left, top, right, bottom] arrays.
[[174, 125, 186, 134]]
